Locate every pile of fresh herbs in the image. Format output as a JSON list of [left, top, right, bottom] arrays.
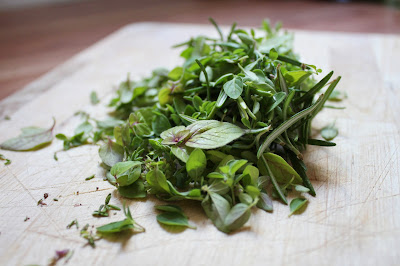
[[1, 19, 341, 234]]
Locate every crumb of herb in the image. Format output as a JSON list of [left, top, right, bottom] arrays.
[[37, 199, 47, 207], [24, 216, 30, 222], [66, 219, 79, 229]]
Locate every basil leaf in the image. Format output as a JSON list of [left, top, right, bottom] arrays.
[[185, 120, 245, 149]]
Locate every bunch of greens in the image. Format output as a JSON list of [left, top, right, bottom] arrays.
[[86, 19, 341, 233]]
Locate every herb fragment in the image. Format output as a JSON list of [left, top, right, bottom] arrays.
[[66, 219, 79, 229], [92, 193, 121, 217], [49, 249, 73, 266], [80, 224, 101, 248], [321, 122, 339, 141], [97, 204, 145, 234], [37, 199, 47, 207], [85, 174, 95, 181], [0, 154, 11, 165], [90, 91, 100, 105], [24, 216, 30, 222]]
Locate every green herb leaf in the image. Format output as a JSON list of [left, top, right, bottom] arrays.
[[321, 122, 338, 141], [156, 212, 196, 229], [110, 161, 142, 186], [118, 180, 146, 199], [97, 205, 145, 233], [289, 197, 308, 216], [223, 76, 243, 99], [99, 139, 124, 167], [186, 148, 207, 180]]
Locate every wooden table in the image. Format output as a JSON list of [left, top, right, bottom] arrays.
[[0, 22, 399, 265], [1, 0, 400, 100]]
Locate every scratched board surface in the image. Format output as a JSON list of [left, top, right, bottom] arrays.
[[0, 23, 399, 266]]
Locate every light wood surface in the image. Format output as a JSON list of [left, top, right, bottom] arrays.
[[0, 23, 399, 266]]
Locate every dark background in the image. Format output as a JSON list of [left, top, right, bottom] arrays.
[[0, 0, 399, 100]]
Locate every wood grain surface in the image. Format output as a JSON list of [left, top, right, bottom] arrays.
[[1, 0, 400, 100], [0, 23, 399, 266]]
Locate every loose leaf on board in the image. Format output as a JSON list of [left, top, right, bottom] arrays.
[[289, 197, 308, 216], [0, 119, 55, 151], [97, 205, 145, 233], [321, 122, 339, 141]]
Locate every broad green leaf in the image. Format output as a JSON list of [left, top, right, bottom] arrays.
[[146, 168, 170, 194], [321, 123, 338, 141], [0, 119, 55, 151], [110, 161, 141, 176], [201, 194, 229, 233], [289, 197, 308, 216], [99, 140, 124, 167], [158, 88, 172, 106], [156, 212, 196, 229], [186, 148, 207, 180], [152, 113, 171, 136], [257, 191, 273, 212], [224, 203, 251, 231], [223, 76, 243, 99], [170, 145, 192, 163], [111, 161, 142, 186], [207, 181, 230, 194], [118, 180, 146, 198], [258, 153, 302, 184], [268, 48, 278, 60], [209, 192, 230, 219], [242, 165, 259, 186], [185, 120, 246, 149]]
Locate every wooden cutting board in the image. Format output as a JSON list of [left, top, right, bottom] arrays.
[[0, 23, 399, 266]]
